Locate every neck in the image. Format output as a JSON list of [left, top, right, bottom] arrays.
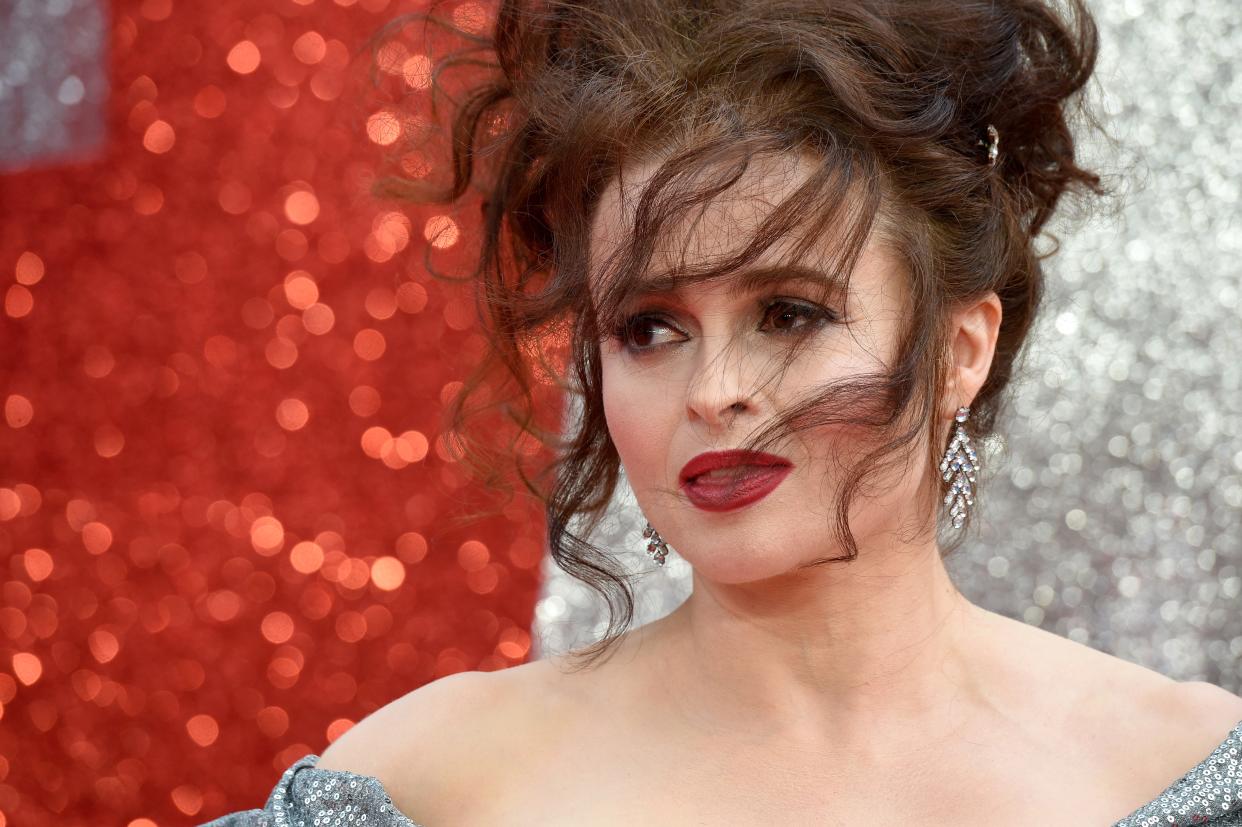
[[649, 541, 995, 755]]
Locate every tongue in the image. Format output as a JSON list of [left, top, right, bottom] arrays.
[[695, 465, 769, 482]]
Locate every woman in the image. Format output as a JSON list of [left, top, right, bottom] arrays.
[[204, 0, 1242, 824]]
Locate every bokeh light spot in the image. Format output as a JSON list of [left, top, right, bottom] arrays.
[[227, 40, 261, 75], [88, 629, 120, 664], [82, 344, 115, 378], [276, 398, 310, 431], [348, 385, 381, 417], [360, 426, 392, 459], [218, 180, 252, 214], [283, 271, 319, 309], [326, 717, 355, 742], [395, 532, 428, 563], [442, 297, 474, 331], [370, 556, 405, 591], [94, 424, 125, 458], [143, 119, 176, 153], [58, 75, 86, 106], [353, 329, 386, 361], [82, 521, 114, 555], [250, 516, 285, 556], [284, 190, 320, 225], [265, 336, 299, 368], [5, 395, 33, 427], [396, 281, 428, 314], [206, 590, 242, 622], [300, 302, 335, 335], [397, 430, 428, 463], [453, 2, 490, 33], [365, 110, 401, 146], [289, 541, 324, 574], [12, 652, 42, 685], [369, 211, 411, 261], [186, 714, 219, 747], [194, 84, 227, 118], [257, 705, 290, 738], [15, 251, 44, 285], [423, 214, 460, 249], [242, 297, 275, 329], [275, 228, 308, 261], [133, 183, 165, 215], [401, 54, 433, 89], [5, 285, 34, 318], [400, 149, 432, 178], [23, 548, 54, 582], [261, 611, 295, 644], [334, 611, 366, 642], [440, 381, 463, 406], [141, 0, 173, 21], [171, 785, 203, 816], [14, 484, 42, 517], [457, 540, 490, 571], [376, 41, 408, 75], [293, 31, 327, 65], [364, 287, 397, 320]]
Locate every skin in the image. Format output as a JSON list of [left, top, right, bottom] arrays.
[[590, 148, 1003, 757], [311, 148, 1242, 826]]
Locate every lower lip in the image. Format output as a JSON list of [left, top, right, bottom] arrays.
[[682, 466, 792, 512]]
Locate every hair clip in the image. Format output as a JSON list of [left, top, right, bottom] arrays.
[[978, 124, 1000, 167]]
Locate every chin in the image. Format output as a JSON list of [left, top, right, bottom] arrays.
[[671, 520, 808, 578]]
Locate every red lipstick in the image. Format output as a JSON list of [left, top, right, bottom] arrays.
[[678, 450, 793, 513]]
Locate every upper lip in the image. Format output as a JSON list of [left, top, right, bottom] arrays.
[[679, 450, 793, 485]]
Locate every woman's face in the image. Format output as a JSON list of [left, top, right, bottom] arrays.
[[590, 151, 937, 582]]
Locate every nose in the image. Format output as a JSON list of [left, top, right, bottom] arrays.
[[685, 334, 757, 431]]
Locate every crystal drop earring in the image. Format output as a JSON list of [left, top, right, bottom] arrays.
[[642, 520, 669, 567], [939, 405, 978, 529]]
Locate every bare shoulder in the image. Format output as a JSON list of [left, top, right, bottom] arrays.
[[1055, 630, 1242, 771], [315, 667, 543, 824], [1072, 640, 1242, 744], [1166, 678, 1242, 741], [1117, 675, 1242, 794], [976, 607, 1241, 769]]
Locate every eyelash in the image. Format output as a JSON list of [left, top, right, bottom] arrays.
[[608, 298, 840, 355]]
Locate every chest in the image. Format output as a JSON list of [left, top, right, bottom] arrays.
[[457, 722, 1149, 827]]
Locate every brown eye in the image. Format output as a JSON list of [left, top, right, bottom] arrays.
[[612, 314, 681, 352], [761, 299, 835, 333]]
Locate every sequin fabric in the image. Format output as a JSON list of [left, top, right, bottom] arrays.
[[198, 754, 425, 827], [1114, 719, 1242, 826], [200, 722, 1242, 826]]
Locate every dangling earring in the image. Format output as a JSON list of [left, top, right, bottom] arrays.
[[940, 405, 978, 529], [642, 520, 669, 567]]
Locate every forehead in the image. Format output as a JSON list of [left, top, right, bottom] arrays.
[[589, 150, 817, 268], [587, 148, 906, 305]]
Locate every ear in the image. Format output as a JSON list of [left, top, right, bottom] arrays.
[[942, 291, 1002, 419]]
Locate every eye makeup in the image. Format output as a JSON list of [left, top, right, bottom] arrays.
[[609, 294, 841, 355]]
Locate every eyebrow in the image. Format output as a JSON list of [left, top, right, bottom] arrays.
[[628, 263, 840, 300]]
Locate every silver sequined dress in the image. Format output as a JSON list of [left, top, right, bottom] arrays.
[[201, 720, 1242, 826]]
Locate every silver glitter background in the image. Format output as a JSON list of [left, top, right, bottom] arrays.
[[531, 0, 1242, 693], [0, 0, 108, 172]]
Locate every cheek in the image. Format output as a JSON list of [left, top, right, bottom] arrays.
[[601, 361, 664, 474]]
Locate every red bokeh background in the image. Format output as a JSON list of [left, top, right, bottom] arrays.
[[0, 1, 554, 824]]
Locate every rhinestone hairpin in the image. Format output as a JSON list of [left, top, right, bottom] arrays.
[[980, 124, 999, 167]]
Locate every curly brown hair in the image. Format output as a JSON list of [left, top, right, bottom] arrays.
[[364, 0, 1111, 671]]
